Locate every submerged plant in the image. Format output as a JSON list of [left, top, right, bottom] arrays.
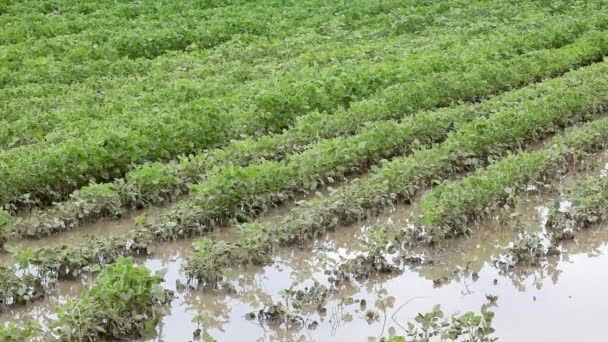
[[507, 231, 547, 265], [184, 238, 237, 286], [383, 304, 497, 342], [51, 257, 173, 341], [280, 283, 329, 310], [239, 222, 273, 265], [546, 174, 608, 241], [249, 303, 303, 327], [0, 209, 14, 251], [493, 229, 552, 272], [365, 224, 397, 258], [331, 225, 400, 283], [0, 265, 44, 306], [0, 322, 40, 342]]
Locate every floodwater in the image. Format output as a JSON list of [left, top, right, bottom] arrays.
[[1, 150, 608, 341]]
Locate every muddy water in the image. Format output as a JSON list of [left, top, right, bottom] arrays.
[[155, 148, 608, 341], [145, 188, 608, 342], [2, 150, 608, 341]]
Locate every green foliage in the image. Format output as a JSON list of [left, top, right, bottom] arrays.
[[184, 238, 237, 285], [0, 0, 490, 204], [239, 222, 273, 265], [12, 58, 608, 296], [0, 322, 40, 342], [15, 22, 605, 239], [0, 209, 14, 250], [0, 264, 44, 306], [75, 33, 608, 242], [3, 0, 608, 212], [240, 60, 608, 249], [547, 174, 608, 239], [418, 116, 608, 241], [6, 7, 608, 335], [51, 257, 172, 341], [381, 305, 497, 342]]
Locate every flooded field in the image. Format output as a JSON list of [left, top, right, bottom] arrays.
[[2, 151, 607, 341], [4, 2, 608, 338]]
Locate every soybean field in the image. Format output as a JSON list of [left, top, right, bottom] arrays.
[[2, 0, 608, 341]]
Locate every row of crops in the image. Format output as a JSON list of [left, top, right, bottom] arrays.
[[3, 0, 608, 340], [2, 0, 607, 207]]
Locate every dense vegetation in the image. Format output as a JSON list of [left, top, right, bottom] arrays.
[[2, 0, 608, 339]]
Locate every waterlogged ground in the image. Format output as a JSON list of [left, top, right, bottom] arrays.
[[2, 151, 608, 341]]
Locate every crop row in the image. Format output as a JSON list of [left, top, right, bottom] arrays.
[[3, 2, 605, 148], [0, 9, 496, 151], [8, 28, 608, 238], [0, 0, 262, 45], [4, 0, 605, 141], [0, 0, 257, 23], [1, 0, 408, 68], [1, 0, 499, 133], [2, 0, 578, 154], [413, 117, 608, 243], [185, 112, 608, 282], [0, 0, 571, 119], [3, 58, 608, 294], [0, 1, 264, 45], [2, 3, 567, 205], [0, 0, 454, 101], [0, 0, 455, 89], [1, 36, 410, 149], [225, 61, 608, 261]]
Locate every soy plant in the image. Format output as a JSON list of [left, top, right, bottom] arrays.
[[493, 229, 553, 272], [51, 257, 173, 341], [417, 116, 608, 243], [546, 174, 608, 240], [183, 238, 238, 287], [0, 265, 45, 306], [507, 231, 547, 266], [331, 225, 401, 283], [382, 304, 497, 342], [0, 209, 14, 251], [0, 322, 40, 342], [239, 222, 274, 265], [365, 224, 398, 258]]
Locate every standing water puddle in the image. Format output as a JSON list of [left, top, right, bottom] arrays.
[[149, 194, 608, 342]]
